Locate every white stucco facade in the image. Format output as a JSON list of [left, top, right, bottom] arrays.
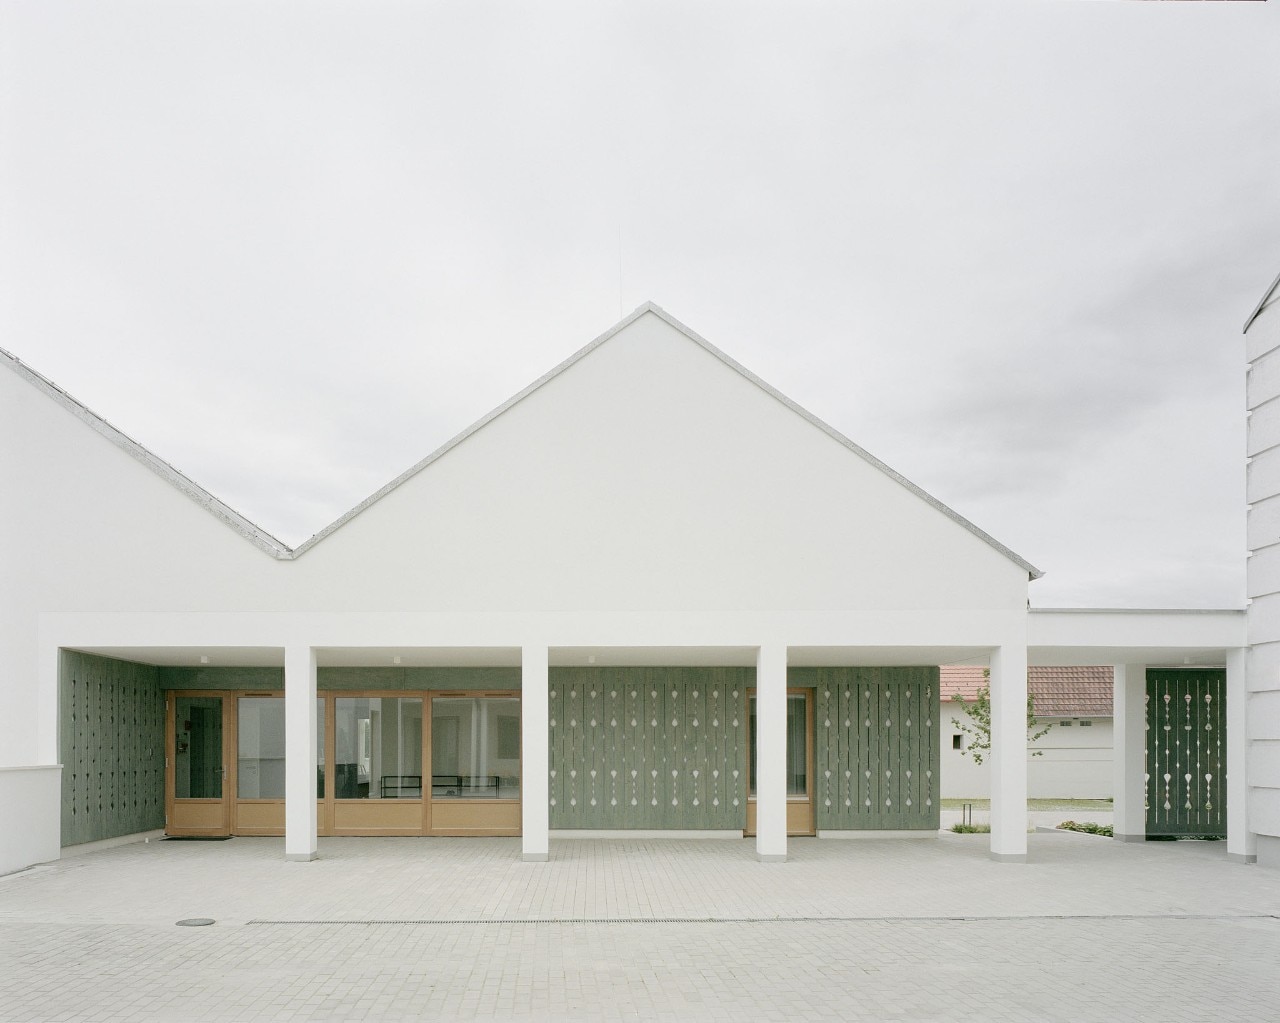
[[1245, 274, 1280, 868], [0, 303, 1257, 876]]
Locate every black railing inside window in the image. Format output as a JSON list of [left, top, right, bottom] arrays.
[[430, 774, 503, 798]]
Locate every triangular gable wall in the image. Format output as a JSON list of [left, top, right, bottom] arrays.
[[286, 307, 1036, 612], [0, 352, 288, 614], [0, 347, 289, 558], [296, 304, 1039, 580]]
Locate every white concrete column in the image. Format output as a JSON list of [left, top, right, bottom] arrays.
[[989, 643, 1028, 862], [284, 644, 318, 862], [1226, 647, 1257, 863], [1112, 664, 1148, 843], [521, 645, 549, 862], [755, 644, 787, 862]]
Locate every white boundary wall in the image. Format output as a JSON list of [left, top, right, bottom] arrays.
[[0, 766, 61, 875], [940, 716, 1114, 800]]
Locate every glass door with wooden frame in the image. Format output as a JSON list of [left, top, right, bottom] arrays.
[[744, 688, 815, 836], [166, 692, 232, 836], [232, 693, 325, 836]]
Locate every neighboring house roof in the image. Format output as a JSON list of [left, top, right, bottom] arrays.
[[0, 304, 1041, 577], [940, 665, 1113, 717], [1028, 666, 1113, 716], [939, 665, 989, 703], [1243, 269, 1280, 334]]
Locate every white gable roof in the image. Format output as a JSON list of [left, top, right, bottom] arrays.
[[295, 303, 1040, 579], [0, 304, 1040, 580]]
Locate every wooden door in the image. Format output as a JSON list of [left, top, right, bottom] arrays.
[[166, 691, 231, 836]]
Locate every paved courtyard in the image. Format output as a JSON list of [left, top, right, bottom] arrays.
[[2, 832, 1278, 1021]]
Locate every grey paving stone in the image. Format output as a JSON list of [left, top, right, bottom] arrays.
[[0, 834, 1277, 1021]]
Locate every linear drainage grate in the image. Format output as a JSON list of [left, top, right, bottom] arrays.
[[246, 913, 1280, 927]]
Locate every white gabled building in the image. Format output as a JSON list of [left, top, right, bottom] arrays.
[[0, 304, 1253, 876]]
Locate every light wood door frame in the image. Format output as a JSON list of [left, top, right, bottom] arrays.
[[165, 690, 232, 836], [744, 687, 816, 837]]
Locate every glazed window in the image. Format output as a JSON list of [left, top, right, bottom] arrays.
[[334, 697, 423, 799], [431, 697, 521, 799]]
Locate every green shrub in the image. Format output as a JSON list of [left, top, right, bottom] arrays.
[[1057, 820, 1113, 837], [950, 823, 991, 834]]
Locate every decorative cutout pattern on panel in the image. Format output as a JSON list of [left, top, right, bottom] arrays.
[[1145, 669, 1225, 837], [60, 651, 165, 846], [548, 667, 749, 829], [806, 667, 940, 831]]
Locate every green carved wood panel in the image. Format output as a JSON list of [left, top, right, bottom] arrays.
[[60, 651, 165, 846], [803, 667, 940, 830], [1145, 669, 1226, 837], [548, 668, 750, 829]]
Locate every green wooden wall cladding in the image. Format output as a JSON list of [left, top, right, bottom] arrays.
[[804, 667, 940, 831], [60, 651, 165, 846], [547, 666, 939, 832], [549, 667, 752, 829], [1146, 669, 1226, 837]]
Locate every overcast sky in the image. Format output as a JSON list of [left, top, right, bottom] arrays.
[[3, 1, 1278, 608]]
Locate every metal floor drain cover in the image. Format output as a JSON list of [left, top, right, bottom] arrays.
[[176, 918, 215, 927]]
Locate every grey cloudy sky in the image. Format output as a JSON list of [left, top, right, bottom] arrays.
[[3, 1, 1278, 608]]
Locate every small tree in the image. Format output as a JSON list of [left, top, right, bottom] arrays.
[[950, 670, 1052, 765]]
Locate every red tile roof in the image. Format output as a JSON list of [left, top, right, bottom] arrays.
[[939, 665, 1113, 717]]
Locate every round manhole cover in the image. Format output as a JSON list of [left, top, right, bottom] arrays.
[[176, 918, 215, 927]]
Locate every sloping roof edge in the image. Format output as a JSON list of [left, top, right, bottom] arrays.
[[0, 346, 292, 559], [296, 302, 1042, 579], [642, 304, 1043, 580], [291, 303, 657, 555], [1244, 269, 1280, 335]]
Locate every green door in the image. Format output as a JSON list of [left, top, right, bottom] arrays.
[[1146, 669, 1226, 838]]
